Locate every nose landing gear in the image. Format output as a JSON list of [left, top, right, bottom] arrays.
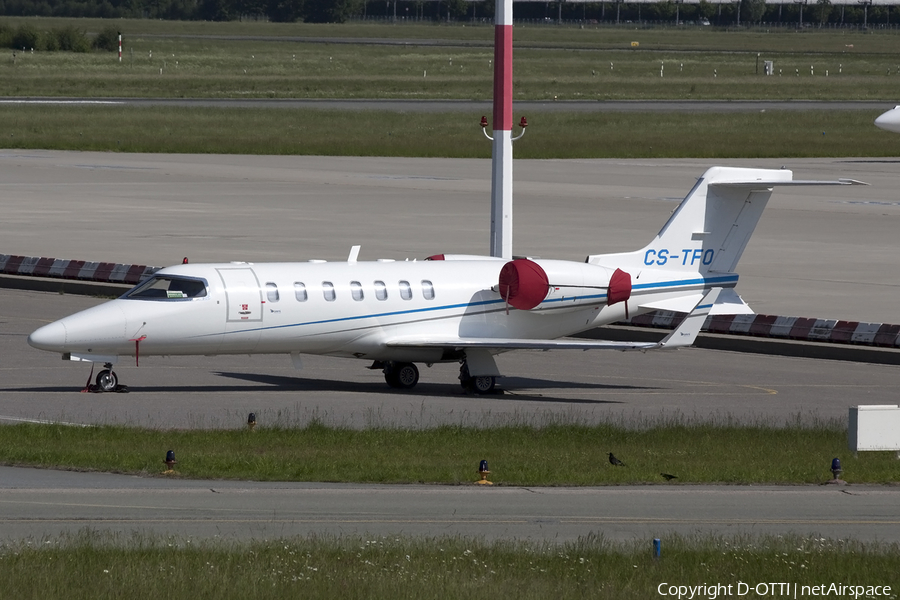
[[83, 363, 128, 393], [96, 367, 118, 392]]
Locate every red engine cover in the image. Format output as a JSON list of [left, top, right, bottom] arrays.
[[607, 268, 632, 306], [498, 259, 549, 310]]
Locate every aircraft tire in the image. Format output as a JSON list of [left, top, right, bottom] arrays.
[[96, 369, 118, 393], [458, 363, 474, 391], [384, 366, 401, 388], [394, 362, 419, 389], [472, 375, 496, 394]]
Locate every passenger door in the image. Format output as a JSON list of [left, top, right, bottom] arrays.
[[217, 267, 262, 350]]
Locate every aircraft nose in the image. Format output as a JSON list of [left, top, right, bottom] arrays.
[[875, 107, 900, 133], [28, 320, 68, 351]]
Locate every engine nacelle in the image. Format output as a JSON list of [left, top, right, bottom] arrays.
[[498, 258, 631, 313]]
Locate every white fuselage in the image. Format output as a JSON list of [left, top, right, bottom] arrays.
[[28, 257, 733, 365]]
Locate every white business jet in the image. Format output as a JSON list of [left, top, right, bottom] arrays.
[[27, 166, 860, 393], [875, 105, 900, 133]]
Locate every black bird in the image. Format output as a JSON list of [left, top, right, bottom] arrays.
[[660, 473, 678, 481], [608, 452, 626, 467]]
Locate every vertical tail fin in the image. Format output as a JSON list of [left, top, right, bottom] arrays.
[[590, 166, 792, 273], [588, 166, 863, 275]]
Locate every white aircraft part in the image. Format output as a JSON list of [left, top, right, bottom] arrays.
[[347, 245, 360, 264], [387, 288, 719, 353], [587, 167, 865, 276], [290, 351, 303, 370], [708, 288, 754, 315], [638, 293, 705, 314], [875, 106, 900, 133], [464, 348, 501, 377], [66, 353, 119, 364], [657, 288, 721, 348], [217, 267, 262, 323]]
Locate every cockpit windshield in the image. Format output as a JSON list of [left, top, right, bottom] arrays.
[[123, 276, 208, 300]]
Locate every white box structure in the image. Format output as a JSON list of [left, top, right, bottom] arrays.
[[849, 405, 900, 456]]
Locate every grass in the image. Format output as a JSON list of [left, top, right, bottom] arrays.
[[0, 105, 894, 157], [0, 19, 898, 158], [1, 531, 897, 600], [1, 418, 897, 484], [1, 21, 899, 101]]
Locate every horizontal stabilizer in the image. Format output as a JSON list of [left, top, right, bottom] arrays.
[[638, 288, 750, 315], [708, 287, 754, 315], [639, 294, 704, 314], [711, 178, 867, 189]]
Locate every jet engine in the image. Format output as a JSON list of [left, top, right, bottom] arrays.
[[497, 258, 631, 313]]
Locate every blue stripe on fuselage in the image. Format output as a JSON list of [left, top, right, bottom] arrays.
[[210, 273, 738, 338]]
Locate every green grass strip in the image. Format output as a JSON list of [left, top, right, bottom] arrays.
[[0, 531, 897, 600], [1, 420, 896, 484], [1, 105, 893, 158]]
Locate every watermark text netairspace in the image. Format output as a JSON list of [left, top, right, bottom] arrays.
[[657, 582, 893, 599]]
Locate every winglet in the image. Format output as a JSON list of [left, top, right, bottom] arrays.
[[657, 287, 721, 349]]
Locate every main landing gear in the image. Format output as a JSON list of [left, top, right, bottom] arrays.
[[383, 362, 420, 389], [85, 363, 128, 393], [459, 363, 496, 394], [376, 360, 498, 393]]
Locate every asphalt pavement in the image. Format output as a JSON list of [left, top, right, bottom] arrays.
[[1, 151, 899, 543]]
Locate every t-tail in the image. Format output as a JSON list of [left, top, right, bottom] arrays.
[[587, 166, 865, 314]]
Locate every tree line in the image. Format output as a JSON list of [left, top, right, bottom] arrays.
[[0, 0, 891, 26], [1, 20, 119, 50]]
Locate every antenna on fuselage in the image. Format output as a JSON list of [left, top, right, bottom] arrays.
[[485, 0, 527, 261]]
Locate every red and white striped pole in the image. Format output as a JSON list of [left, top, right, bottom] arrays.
[[490, 0, 513, 259], [118, 33, 122, 63]]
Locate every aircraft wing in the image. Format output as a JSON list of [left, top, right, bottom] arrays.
[[386, 288, 721, 352]]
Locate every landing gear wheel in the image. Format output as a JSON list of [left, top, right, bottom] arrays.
[[459, 363, 473, 391], [96, 369, 118, 392], [459, 363, 496, 394], [472, 375, 496, 394], [384, 365, 400, 388], [383, 362, 419, 389], [394, 362, 419, 389]]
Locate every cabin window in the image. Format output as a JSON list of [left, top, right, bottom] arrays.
[[422, 280, 435, 300], [323, 282, 336, 302], [374, 280, 388, 301], [351, 281, 364, 301], [265, 282, 279, 303], [294, 282, 308, 302], [124, 275, 208, 301], [399, 280, 412, 301]]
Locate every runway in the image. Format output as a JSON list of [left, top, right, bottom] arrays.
[[1, 151, 899, 542]]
